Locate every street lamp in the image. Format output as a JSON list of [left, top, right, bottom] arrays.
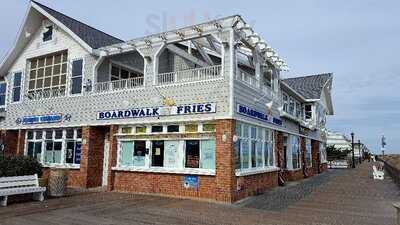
[[358, 139, 362, 164], [351, 132, 355, 168]]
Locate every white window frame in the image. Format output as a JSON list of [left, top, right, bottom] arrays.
[[0, 80, 7, 108], [288, 97, 295, 115], [114, 122, 216, 175], [69, 58, 84, 96], [235, 122, 278, 176], [24, 128, 82, 169], [305, 139, 312, 167], [11, 71, 23, 103]]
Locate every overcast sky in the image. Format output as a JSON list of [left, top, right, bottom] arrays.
[[1, 0, 399, 154]]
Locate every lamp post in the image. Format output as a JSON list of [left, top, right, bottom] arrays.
[[358, 140, 362, 164], [351, 132, 355, 168]]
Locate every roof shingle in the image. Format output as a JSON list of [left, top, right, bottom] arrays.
[[282, 73, 332, 99], [32, 1, 123, 49]]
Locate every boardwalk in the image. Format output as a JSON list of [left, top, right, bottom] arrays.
[[0, 162, 398, 225]]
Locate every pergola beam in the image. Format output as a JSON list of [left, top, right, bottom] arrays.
[[191, 40, 214, 66], [166, 44, 209, 67]]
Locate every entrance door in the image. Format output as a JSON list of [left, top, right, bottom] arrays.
[[102, 135, 110, 186]]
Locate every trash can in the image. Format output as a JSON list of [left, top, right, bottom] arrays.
[[48, 168, 68, 197]]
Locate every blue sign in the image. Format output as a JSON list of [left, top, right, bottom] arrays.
[[21, 114, 63, 125], [237, 104, 282, 126], [183, 175, 199, 189]]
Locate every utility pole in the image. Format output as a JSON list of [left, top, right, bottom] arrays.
[[351, 132, 355, 168]]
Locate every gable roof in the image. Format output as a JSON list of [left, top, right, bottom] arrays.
[[32, 1, 123, 49], [282, 73, 332, 100]]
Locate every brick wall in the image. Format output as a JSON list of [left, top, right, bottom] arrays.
[[42, 168, 83, 187], [311, 140, 320, 174], [235, 171, 278, 201], [282, 169, 304, 181]]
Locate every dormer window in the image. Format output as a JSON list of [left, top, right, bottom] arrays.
[[43, 25, 53, 42]]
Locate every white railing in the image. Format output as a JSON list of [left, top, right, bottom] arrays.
[[94, 77, 144, 93], [157, 65, 221, 85], [236, 69, 259, 88], [27, 88, 66, 101]]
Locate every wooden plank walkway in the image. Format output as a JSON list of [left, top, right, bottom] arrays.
[[0, 162, 398, 225]]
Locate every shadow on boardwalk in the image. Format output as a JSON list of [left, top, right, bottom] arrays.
[[0, 162, 398, 225]]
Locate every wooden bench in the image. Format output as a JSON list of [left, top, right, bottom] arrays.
[[0, 174, 46, 206]]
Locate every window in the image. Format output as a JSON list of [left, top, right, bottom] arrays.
[[167, 125, 179, 133], [71, 59, 83, 94], [185, 124, 198, 133], [185, 140, 200, 168], [151, 140, 164, 167], [26, 128, 82, 165], [202, 123, 216, 132], [305, 104, 312, 120], [135, 126, 146, 134], [288, 97, 295, 115], [0, 81, 6, 107], [235, 122, 275, 171], [291, 135, 301, 169], [133, 141, 146, 166], [28, 51, 68, 99], [121, 127, 132, 134], [110, 64, 143, 81], [151, 125, 163, 133], [42, 25, 53, 42], [296, 102, 302, 118], [320, 142, 327, 163], [12, 72, 22, 102], [305, 139, 312, 167], [282, 94, 288, 112]]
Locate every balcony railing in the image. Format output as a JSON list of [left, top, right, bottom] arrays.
[[236, 69, 259, 88], [157, 65, 221, 85], [94, 77, 144, 93], [27, 88, 66, 101]]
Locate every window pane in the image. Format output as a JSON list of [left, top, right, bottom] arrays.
[[66, 129, 74, 139], [53, 64, 61, 75], [133, 141, 146, 167], [36, 131, 43, 139], [38, 58, 45, 67], [0, 95, 5, 106], [120, 141, 133, 166], [45, 141, 53, 163], [256, 141, 263, 167], [268, 143, 274, 166], [27, 142, 34, 157], [54, 54, 61, 64], [203, 124, 216, 132], [151, 126, 163, 133], [0, 83, 6, 94], [243, 124, 249, 137], [53, 141, 62, 163], [14, 72, 22, 86], [250, 127, 257, 139], [74, 142, 82, 164], [37, 68, 44, 78], [34, 142, 42, 160], [12, 87, 21, 102], [200, 140, 215, 169], [135, 126, 146, 134], [164, 141, 180, 168], [235, 123, 242, 136], [45, 130, 53, 139], [242, 139, 249, 168], [167, 125, 179, 133], [55, 130, 63, 139], [45, 56, 53, 66], [45, 66, 52, 77], [43, 26, 53, 42], [76, 129, 82, 139], [264, 142, 269, 166], [72, 60, 83, 77], [185, 140, 200, 168], [27, 131, 34, 140], [66, 141, 75, 164], [151, 140, 164, 167], [71, 77, 82, 94], [185, 124, 198, 133], [251, 140, 256, 167], [234, 139, 241, 169], [121, 127, 132, 134]]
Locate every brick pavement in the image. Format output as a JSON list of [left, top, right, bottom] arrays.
[[0, 162, 398, 225]]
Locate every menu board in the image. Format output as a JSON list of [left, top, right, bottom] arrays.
[[200, 140, 215, 169], [164, 141, 180, 168]]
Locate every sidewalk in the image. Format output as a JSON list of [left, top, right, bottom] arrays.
[[0, 162, 398, 225]]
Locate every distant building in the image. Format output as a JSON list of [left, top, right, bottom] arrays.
[[327, 131, 351, 151]]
